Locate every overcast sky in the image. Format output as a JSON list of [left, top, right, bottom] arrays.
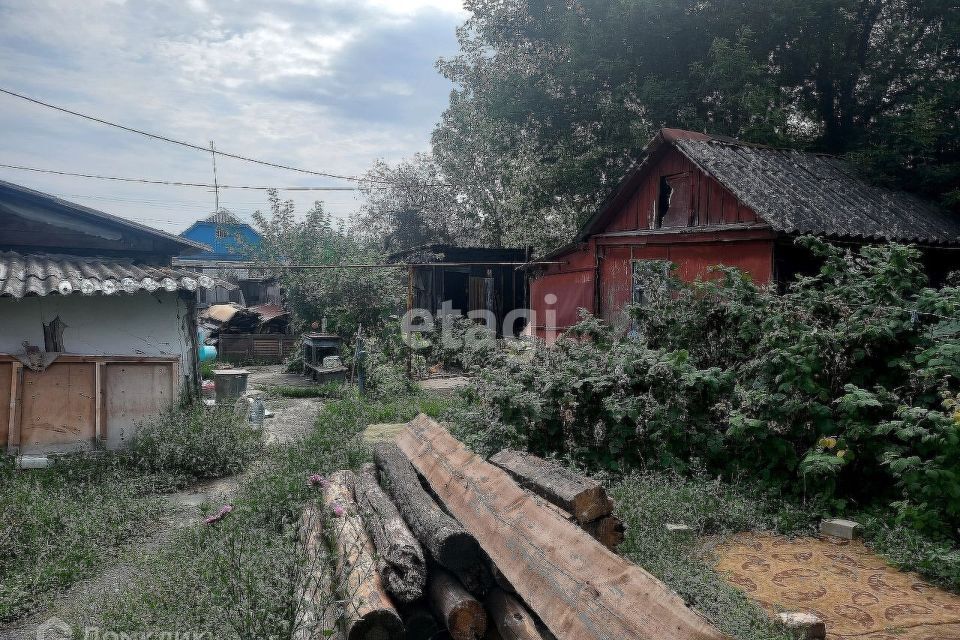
[[0, 0, 467, 233]]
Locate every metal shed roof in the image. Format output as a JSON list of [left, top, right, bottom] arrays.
[[0, 251, 224, 298]]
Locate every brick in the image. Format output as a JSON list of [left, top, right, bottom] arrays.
[[819, 518, 861, 539], [777, 612, 826, 640]]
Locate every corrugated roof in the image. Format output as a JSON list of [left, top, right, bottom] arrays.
[[673, 138, 960, 244], [0, 179, 208, 252], [0, 251, 225, 299]]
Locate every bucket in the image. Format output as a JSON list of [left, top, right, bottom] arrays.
[[213, 369, 250, 404]]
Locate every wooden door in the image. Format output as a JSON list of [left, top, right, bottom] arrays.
[[19, 363, 97, 453]]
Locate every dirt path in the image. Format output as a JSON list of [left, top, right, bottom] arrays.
[[0, 393, 323, 640]]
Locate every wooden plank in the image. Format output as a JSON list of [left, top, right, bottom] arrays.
[[7, 363, 23, 453], [19, 363, 96, 453], [104, 362, 175, 449], [0, 363, 11, 446], [396, 415, 728, 640], [95, 362, 105, 447], [489, 449, 612, 524], [0, 354, 180, 364]]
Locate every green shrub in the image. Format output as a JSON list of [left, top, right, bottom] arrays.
[[125, 405, 262, 480], [470, 239, 960, 538]]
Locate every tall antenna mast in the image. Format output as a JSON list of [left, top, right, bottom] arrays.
[[210, 140, 221, 220]]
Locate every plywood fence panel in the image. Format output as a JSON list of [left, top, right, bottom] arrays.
[[19, 362, 96, 453], [104, 362, 175, 449]]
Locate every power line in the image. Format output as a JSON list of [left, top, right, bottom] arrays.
[[0, 87, 409, 185], [0, 162, 360, 191]]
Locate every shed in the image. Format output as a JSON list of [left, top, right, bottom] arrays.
[[0, 180, 221, 454], [529, 129, 960, 340], [389, 244, 530, 336]]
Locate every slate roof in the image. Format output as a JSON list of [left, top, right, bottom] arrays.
[[572, 129, 960, 248], [673, 137, 960, 244], [0, 251, 224, 298]]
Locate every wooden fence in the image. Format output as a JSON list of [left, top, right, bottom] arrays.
[[217, 334, 298, 364]]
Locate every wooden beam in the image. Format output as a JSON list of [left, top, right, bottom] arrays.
[[294, 502, 343, 640], [489, 449, 612, 524], [7, 362, 22, 455], [94, 362, 104, 448], [396, 415, 728, 640]]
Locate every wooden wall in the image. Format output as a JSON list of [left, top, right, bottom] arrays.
[[1, 355, 179, 454]]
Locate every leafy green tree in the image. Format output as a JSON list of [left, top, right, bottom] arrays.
[[251, 190, 404, 336]]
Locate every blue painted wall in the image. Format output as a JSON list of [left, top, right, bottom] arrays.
[[179, 221, 261, 260]]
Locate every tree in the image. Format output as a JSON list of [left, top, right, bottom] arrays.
[[251, 190, 404, 337]]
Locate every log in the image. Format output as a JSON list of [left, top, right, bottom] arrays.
[[398, 415, 729, 640], [452, 557, 494, 598], [355, 462, 427, 602], [489, 562, 515, 594], [374, 442, 480, 570], [429, 567, 488, 640], [584, 515, 626, 551], [489, 449, 612, 524], [485, 589, 546, 640], [322, 470, 404, 640], [294, 502, 342, 640], [400, 603, 441, 640]]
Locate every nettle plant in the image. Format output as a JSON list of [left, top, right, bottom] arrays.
[[474, 239, 960, 537]]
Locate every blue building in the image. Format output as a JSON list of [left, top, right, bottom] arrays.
[[178, 211, 261, 261], [175, 212, 280, 308]]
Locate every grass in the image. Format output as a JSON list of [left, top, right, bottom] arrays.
[[611, 469, 813, 640], [264, 382, 342, 399], [0, 404, 260, 625], [79, 386, 455, 638]]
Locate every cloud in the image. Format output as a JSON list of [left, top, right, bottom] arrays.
[[0, 0, 467, 230]]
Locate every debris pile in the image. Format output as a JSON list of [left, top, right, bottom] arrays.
[[200, 302, 291, 338], [299, 415, 727, 640]]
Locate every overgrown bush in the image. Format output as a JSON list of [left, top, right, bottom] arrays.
[[126, 405, 262, 480], [471, 239, 960, 538]]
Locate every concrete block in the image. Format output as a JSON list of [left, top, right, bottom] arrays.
[[820, 518, 861, 539], [777, 612, 826, 640], [16, 455, 53, 470], [665, 523, 693, 533]]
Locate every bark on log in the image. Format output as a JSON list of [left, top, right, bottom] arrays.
[[355, 462, 427, 602], [322, 470, 404, 640], [374, 442, 480, 570], [485, 589, 547, 640], [294, 502, 342, 640], [429, 567, 488, 640], [489, 449, 612, 524], [584, 515, 626, 551], [398, 415, 729, 640]]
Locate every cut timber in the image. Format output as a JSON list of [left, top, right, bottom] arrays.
[[398, 415, 729, 640], [429, 567, 488, 640], [584, 515, 626, 552], [374, 442, 480, 570], [322, 470, 404, 640], [294, 503, 343, 640], [355, 463, 427, 602], [489, 449, 612, 524], [486, 589, 546, 640]]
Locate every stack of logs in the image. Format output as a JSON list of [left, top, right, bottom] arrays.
[[296, 414, 728, 640]]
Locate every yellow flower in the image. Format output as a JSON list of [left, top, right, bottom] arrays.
[[836, 450, 846, 459], [953, 410, 960, 426], [818, 437, 838, 449]]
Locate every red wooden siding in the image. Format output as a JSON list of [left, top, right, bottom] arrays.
[[530, 146, 774, 341]]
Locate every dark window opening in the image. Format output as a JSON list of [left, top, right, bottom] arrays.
[[655, 173, 692, 228]]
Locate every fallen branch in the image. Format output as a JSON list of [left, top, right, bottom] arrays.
[[322, 470, 404, 640], [354, 462, 427, 602], [373, 442, 480, 570]]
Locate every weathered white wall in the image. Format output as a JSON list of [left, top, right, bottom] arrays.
[[0, 291, 194, 382]]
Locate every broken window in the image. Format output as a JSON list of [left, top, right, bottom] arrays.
[[655, 173, 692, 228]]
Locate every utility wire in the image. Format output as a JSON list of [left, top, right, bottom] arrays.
[[0, 88, 429, 186], [0, 162, 360, 190]]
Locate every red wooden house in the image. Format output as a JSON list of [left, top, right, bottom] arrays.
[[529, 129, 960, 340]]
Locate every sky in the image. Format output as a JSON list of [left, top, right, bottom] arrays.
[[0, 0, 468, 233]]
